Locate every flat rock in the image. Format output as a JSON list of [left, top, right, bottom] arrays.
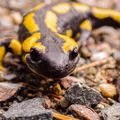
[[101, 103, 120, 120], [3, 98, 52, 120], [65, 83, 102, 107], [0, 82, 23, 102]]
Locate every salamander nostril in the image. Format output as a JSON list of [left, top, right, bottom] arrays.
[[30, 48, 40, 62]]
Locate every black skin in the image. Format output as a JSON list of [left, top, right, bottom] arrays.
[[16, 1, 120, 79], [26, 34, 79, 78]]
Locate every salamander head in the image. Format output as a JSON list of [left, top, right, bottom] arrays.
[[26, 35, 79, 78]]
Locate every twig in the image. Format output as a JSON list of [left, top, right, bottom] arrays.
[[52, 112, 79, 120], [74, 57, 113, 74]]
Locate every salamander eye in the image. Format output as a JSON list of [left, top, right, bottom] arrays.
[[30, 48, 40, 62], [69, 47, 79, 60]]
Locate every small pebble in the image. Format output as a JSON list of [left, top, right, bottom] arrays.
[[87, 67, 97, 75], [8, 0, 29, 9], [91, 52, 108, 61], [77, 57, 86, 66], [113, 50, 120, 63], [99, 83, 117, 98], [60, 97, 69, 108], [11, 12, 22, 24], [68, 104, 100, 120], [3, 74, 17, 80], [0, 16, 13, 28], [97, 103, 105, 109], [61, 76, 85, 89], [0, 7, 9, 15], [81, 47, 91, 58]]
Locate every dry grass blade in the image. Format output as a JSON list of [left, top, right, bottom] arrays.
[[74, 57, 113, 73], [52, 112, 79, 120]]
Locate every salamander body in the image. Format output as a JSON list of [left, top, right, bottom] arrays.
[[0, 1, 120, 78]]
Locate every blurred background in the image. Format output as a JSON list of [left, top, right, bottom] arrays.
[[0, 0, 120, 38]]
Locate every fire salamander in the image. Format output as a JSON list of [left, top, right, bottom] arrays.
[[0, 1, 120, 78]]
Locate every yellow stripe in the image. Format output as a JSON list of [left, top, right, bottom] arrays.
[[22, 54, 27, 63], [0, 46, 5, 62], [0, 46, 6, 70], [32, 3, 45, 11], [66, 29, 73, 37], [80, 20, 92, 31], [72, 3, 89, 12], [23, 12, 39, 33], [9, 39, 22, 55], [57, 34, 78, 53], [52, 3, 70, 14], [32, 42, 46, 53], [22, 32, 41, 52], [45, 11, 58, 32], [92, 7, 120, 23]]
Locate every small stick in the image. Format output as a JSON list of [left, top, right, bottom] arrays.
[[74, 57, 113, 74], [52, 112, 79, 120]]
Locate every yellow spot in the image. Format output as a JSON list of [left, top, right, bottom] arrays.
[[92, 7, 120, 23], [75, 33, 81, 39], [23, 12, 39, 33], [22, 32, 41, 52], [53, 83, 62, 95], [0, 65, 3, 70], [45, 11, 58, 32], [112, 11, 120, 22], [72, 3, 89, 12], [9, 39, 22, 55], [57, 34, 78, 53], [0, 46, 5, 70], [22, 55, 27, 63], [66, 29, 73, 37], [92, 8, 111, 19], [32, 3, 45, 11], [32, 42, 46, 53], [52, 3, 70, 14], [0, 46, 5, 62], [80, 20, 92, 31]]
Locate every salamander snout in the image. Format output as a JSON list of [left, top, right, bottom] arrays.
[[26, 47, 79, 78]]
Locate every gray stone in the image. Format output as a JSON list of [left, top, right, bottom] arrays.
[[101, 103, 120, 120], [3, 98, 52, 120], [113, 50, 120, 64], [65, 83, 102, 107]]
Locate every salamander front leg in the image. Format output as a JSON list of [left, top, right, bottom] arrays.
[[78, 19, 92, 47]]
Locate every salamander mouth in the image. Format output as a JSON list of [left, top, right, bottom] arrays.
[[26, 54, 79, 78]]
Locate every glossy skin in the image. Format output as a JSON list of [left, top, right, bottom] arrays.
[[0, 1, 120, 78], [26, 35, 79, 78], [19, 2, 81, 78]]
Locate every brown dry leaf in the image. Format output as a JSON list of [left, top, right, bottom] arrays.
[[52, 111, 79, 120]]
